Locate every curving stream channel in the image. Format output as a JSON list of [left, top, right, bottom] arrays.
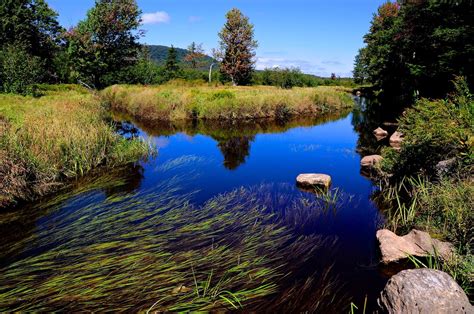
[[0, 97, 398, 312]]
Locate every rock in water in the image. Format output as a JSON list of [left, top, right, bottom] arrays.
[[376, 229, 454, 264], [378, 269, 473, 314], [389, 131, 404, 150], [360, 155, 383, 168], [373, 127, 389, 140], [296, 174, 331, 189]]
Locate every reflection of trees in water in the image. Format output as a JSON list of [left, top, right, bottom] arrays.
[[351, 96, 401, 157], [114, 109, 352, 170], [216, 135, 255, 170]]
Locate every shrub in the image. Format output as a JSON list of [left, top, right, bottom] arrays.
[[381, 78, 474, 178], [0, 45, 44, 95]]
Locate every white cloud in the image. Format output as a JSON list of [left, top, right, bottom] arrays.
[[141, 11, 170, 25], [256, 57, 351, 77]]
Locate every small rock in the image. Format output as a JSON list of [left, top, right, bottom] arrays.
[[296, 173, 331, 189], [360, 155, 383, 168], [436, 158, 457, 177], [389, 131, 404, 150], [373, 127, 388, 140], [378, 269, 473, 314], [376, 229, 454, 264], [172, 285, 192, 295]]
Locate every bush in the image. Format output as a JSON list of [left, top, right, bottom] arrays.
[[381, 78, 474, 177], [0, 45, 44, 95]]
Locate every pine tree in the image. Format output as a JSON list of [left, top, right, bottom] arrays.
[[217, 8, 258, 86], [164, 45, 181, 80]]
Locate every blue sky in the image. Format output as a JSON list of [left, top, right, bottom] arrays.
[[48, 0, 386, 77]]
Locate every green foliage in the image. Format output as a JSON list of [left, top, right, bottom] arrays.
[[217, 8, 258, 86], [0, 44, 44, 95], [0, 0, 63, 84], [164, 45, 182, 81], [356, 0, 474, 102], [65, 0, 142, 88], [381, 78, 474, 177]]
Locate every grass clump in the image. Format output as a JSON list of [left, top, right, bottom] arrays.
[[0, 86, 151, 208], [101, 82, 354, 122]]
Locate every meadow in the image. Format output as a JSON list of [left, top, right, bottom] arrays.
[[102, 81, 354, 122], [0, 85, 151, 208]]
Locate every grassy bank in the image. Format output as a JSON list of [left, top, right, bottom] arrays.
[[0, 85, 150, 208], [102, 82, 354, 122], [378, 78, 474, 295]]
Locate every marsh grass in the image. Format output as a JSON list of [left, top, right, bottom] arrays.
[[0, 86, 151, 207], [375, 175, 473, 296], [0, 178, 350, 312], [102, 82, 354, 122]]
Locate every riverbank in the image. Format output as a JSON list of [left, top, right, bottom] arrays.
[[0, 85, 151, 208], [102, 82, 354, 122], [376, 80, 473, 296]]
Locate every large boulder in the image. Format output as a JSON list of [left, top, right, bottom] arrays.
[[376, 229, 454, 264], [373, 127, 389, 140], [389, 131, 404, 150], [296, 173, 331, 189], [360, 155, 383, 168], [436, 157, 457, 177], [378, 269, 473, 313]]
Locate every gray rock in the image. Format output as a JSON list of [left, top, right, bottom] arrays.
[[389, 131, 404, 150], [296, 173, 331, 189], [377, 229, 454, 264], [436, 158, 457, 177], [361, 155, 383, 168], [378, 268, 473, 314], [373, 127, 389, 140]]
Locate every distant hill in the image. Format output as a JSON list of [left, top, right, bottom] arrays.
[[146, 45, 214, 70]]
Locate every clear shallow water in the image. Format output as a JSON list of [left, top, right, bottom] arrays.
[[0, 98, 394, 312]]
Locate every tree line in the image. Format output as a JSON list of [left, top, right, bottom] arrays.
[[0, 0, 262, 94], [353, 0, 474, 104]]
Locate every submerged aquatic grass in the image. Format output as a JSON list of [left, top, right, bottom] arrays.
[[0, 175, 351, 312], [102, 82, 354, 122]]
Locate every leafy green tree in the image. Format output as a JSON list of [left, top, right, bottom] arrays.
[[0, 44, 44, 95], [0, 0, 63, 84], [164, 45, 181, 80], [66, 0, 142, 88], [217, 8, 258, 86], [356, 0, 474, 102], [353, 47, 369, 84]]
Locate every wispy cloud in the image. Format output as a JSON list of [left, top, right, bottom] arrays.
[[141, 11, 170, 25], [188, 16, 202, 23]]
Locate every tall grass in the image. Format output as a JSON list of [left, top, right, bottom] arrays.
[[376, 176, 473, 296], [102, 82, 354, 122], [0, 178, 350, 312], [0, 85, 151, 208]]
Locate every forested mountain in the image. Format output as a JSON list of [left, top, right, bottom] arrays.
[[146, 45, 214, 69]]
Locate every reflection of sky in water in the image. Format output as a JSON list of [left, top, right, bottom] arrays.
[[0, 107, 390, 312]]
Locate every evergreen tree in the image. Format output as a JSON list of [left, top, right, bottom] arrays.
[[184, 42, 205, 69], [217, 8, 258, 86], [164, 45, 181, 80]]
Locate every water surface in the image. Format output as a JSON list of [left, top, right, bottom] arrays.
[[0, 98, 393, 312]]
